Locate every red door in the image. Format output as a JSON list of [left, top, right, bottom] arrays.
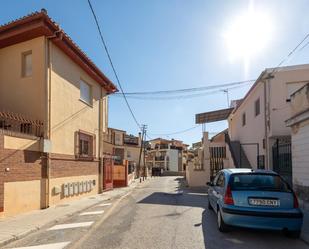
[[103, 157, 113, 191]]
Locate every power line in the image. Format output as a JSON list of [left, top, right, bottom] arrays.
[[111, 82, 253, 100], [149, 125, 201, 136], [270, 32, 309, 75], [87, 0, 141, 130], [113, 79, 255, 96]]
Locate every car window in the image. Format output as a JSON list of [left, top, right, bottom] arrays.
[[216, 173, 225, 187], [230, 173, 291, 192], [213, 173, 220, 185]]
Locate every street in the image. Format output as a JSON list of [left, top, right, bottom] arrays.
[[4, 176, 309, 249]]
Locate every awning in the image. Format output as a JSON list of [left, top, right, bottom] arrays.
[[195, 107, 234, 124]]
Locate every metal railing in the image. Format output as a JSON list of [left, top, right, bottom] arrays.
[[0, 110, 43, 137]]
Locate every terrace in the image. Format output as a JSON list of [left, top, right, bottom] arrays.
[[0, 110, 44, 138]]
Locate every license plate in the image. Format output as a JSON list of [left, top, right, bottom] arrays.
[[248, 198, 280, 207]]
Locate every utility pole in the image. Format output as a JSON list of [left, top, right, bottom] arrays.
[[223, 89, 230, 107], [143, 127, 148, 181], [138, 124, 147, 183]]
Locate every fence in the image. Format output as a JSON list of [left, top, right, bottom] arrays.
[[272, 140, 292, 186]]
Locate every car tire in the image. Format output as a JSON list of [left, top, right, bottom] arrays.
[[208, 198, 212, 210], [286, 230, 301, 239], [217, 209, 228, 233]]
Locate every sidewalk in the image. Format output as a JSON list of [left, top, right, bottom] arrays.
[[0, 179, 144, 247]]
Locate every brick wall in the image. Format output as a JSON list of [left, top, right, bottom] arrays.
[[0, 134, 46, 213], [0, 134, 100, 215], [50, 154, 99, 178]]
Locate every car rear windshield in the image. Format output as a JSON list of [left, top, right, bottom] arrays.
[[230, 174, 291, 192]]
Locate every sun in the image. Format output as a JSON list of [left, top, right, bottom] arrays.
[[224, 10, 273, 61]]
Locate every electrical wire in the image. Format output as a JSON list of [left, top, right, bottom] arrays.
[[113, 79, 255, 96], [87, 1, 309, 138], [270, 32, 309, 75], [111, 82, 252, 100], [87, 0, 141, 130], [149, 125, 201, 136]]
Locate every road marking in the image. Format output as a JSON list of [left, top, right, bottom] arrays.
[[48, 222, 93, 230], [79, 210, 104, 216], [98, 203, 112, 207], [9, 241, 71, 249]]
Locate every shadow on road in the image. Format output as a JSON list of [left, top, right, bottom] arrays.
[[138, 177, 309, 249]]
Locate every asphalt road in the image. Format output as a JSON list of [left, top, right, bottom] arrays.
[[4, 176, 309, 249]]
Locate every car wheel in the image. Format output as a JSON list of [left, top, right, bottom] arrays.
[[217, 209, 228, 232], [208, 198, 212, 210], [286, 230, 301, 239]]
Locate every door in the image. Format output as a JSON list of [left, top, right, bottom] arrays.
[[103, 157, 113, 191]]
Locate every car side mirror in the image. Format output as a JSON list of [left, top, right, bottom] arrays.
[[206, 182, 213, 186]]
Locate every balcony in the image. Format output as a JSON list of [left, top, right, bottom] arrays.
[[155, 156, 166, 161], [154, 144, 169, 150], [0, 111, 43, 138]]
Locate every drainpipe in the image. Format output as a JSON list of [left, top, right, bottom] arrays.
[[263, 78, 268, 170], [263, 73, 274, 170], [44, 29, 61, 209], [98, 88, 104, 193], [43, 37, 52, 209]]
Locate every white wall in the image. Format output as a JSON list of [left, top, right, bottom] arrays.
[[292, 123, 309, 187], [228, 82, 266, 168], [186, 161, 208, 187], [168, 149, 179, 172]]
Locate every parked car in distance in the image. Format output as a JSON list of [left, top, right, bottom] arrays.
[[207, 168, 303, 238]]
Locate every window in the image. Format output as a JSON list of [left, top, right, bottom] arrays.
[[255, 98, 260, 116], [114, 148, 124, 165], [230, 174, 290, 192], [75, 131, 95, 159], [22, 51, 32, 77], [215, 173, 225, 187], [127, 150, 131, 158], [80, 80, 92, 105], [242, 112, 246, 126], [114, 133, 123, 146]]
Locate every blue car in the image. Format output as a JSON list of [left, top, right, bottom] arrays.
[[207, 168, 303, 237]]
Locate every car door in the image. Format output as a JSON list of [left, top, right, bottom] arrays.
[[213, 172, 225, 209], [209, 173, 220, 209]]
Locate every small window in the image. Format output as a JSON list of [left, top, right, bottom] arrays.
[[75, 131, 95, 159], [127, 150, 131, 158], [114, 133, 123, 146], [80, 80, 92, 105], [242, 113, 246, 126], [22, 51, 32, 77], [255, 98, 260, 116]]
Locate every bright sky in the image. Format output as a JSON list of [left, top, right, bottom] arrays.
[[2, 0, 309, 145]]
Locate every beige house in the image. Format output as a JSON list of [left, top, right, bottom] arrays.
[[186, 131, 234, 187], [0, 10, 117, 217], [286, 83, 309, 203]]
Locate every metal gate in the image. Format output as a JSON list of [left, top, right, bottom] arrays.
[[103, 157, 113, 191], [210, 147, 226, 181], [272, 139, 292, 186]]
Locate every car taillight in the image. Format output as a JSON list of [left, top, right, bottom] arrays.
[[224, 185, 234, 205], [293, 192, 299, 208]]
